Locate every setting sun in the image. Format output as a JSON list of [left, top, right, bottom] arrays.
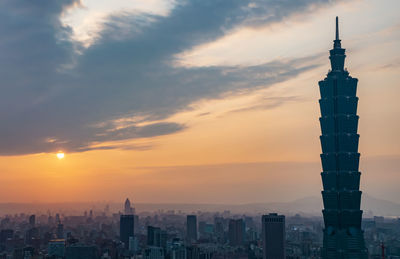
[[56, 152, 65, 159]]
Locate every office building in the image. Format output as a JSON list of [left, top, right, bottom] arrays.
[[120, 214, 135, 249], [186, 215, 197, 243], [124, 198, 135, 215], [65, 244, 98, 259], [228, 219, 245, 246], [147, 226, 162, 247], [262, 213, 285, 259], [48, 239, 66, 257]]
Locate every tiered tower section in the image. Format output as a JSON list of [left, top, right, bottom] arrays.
[[319, 17, 368, 259]]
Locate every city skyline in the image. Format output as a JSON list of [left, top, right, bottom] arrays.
[[0, 0, 399, 206], [0, 1, 399, 256]]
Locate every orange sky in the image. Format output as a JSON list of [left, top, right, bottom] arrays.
[[0, 0, 399, 204]]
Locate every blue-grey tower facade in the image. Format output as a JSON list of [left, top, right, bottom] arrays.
[[319, 17, 367, 258]]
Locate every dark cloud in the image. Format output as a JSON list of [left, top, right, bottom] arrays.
[[0, 0, 336, 155]]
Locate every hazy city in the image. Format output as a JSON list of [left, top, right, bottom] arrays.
[[0, 197, 400, 258], [0, 0, 399, 258]]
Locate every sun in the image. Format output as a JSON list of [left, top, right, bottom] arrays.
[[56, 152, 65, 159]]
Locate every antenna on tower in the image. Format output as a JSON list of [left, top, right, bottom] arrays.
[[336, 16, 339, 40], [333, 16, 341, 49]]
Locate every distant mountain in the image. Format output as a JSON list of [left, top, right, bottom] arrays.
[[133, 195, 400, 217], [225, 194, 400, 217], [361, 194, 400, 217], [0, 194, 399, 217]]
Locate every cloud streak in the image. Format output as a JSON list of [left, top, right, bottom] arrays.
[[0, 0, 337, 155]]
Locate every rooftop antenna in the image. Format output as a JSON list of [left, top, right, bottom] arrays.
[[334, 16, 341, 49], [336, 16, 339, 40]]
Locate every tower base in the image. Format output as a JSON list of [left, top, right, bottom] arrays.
[[322, 228, 368, 259]]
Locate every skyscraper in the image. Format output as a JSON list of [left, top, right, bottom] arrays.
[[120, 215, 135, 249], [214, 217, 224, 243], [228, 219, 245, 247], [318, 17, 367, 258], [262, 213, 285, 259], [124, 198, 135, 215], [57, 223, 64, 239], [29, 215, 35, 227], [147, 226, 162, 247], [186, 215, 197, 243]]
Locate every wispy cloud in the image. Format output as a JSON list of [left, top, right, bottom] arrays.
[[227, 96, 301, 114]]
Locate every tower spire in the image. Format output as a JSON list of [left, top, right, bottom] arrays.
[[336, 16, 339, 40], [333, 16, 342, 49]]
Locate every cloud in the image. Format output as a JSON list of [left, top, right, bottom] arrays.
[[0, 0, 337, 155], [378, 59, 400, 70], [227, 96, 301, 114]]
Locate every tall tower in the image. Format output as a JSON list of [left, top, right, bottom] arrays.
[[318, 17, 367, 258], [120, 214, 135, 249], [186, 215, 197, 243], [124, 198, 135, 215], [228, 219, 246, 247], [262, 213, 285, 259]]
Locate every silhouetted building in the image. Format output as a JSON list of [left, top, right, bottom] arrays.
[[171, 242, 186, 259], [262, 213, 285, 259], [120, 215, 135, 249], [48, 239, 66, 257], [147, 226, 162, 247], [57, 223, 64, 239], [134, 214, 140, 234], [65, 244, 98, 259], [0, 229, 13, 244], [318, 17, 367, 258], [228, 219, 245, 246], [214, 217, 224, 243], [144, 246, 164, 259], [29, 215, 35, 227], [129, 236, 139, 253], [13, 247, 34, 259], [25, 227, 39, 245], [186, 245, 212, 259], [187, 215, 197, 243], [124, 198, 135, 215]]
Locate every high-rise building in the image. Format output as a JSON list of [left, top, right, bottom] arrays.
[[228, 219, 245, 246], [65, 244, 98, 259], [186, 245, 212, 259], [144, 246, 164, 259], [318, 17, 367, 258], [57, 223, 64, 239], [124, 198, 135, 215], [120, 215, 135, 249], [262, 213, 285, 259], [0, 229, 13, 244], [134, 214, 140, 234], [129, 236, 139, 253], [171, 241, 186, 259], [25, 227, 39, 245], [214, 217, 224, 243], [48, 239, 66, 257], [147, 226, 162, 247], [29, 215, 35, 227], [186, 215, 197, 243]]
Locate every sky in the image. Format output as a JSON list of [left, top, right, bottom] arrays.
[[0, 0, 399, 204]]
